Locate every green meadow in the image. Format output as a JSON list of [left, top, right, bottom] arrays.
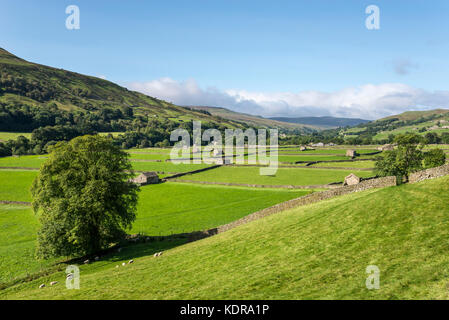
[[0, 205, 59, 285], [310, 161, 376, 169], [177, 166, 374, 186], [3, 175, 448, 299], [132, 183, 310, 236], [0, 156, 46, 169], [0, 132, 32, 141], [0, 170, 37, 202]]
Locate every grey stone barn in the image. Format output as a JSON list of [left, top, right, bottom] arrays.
[[346, 149, 356, 158], [343, 173, 360, 186], [132, 172, 160, 185]]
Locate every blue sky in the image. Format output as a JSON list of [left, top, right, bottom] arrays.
[[1, 0, 449, 119]]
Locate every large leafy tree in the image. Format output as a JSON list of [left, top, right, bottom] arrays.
[[32, 135, 139, 259], [423, 148, 446, 169], [374, 134, 424, 181]]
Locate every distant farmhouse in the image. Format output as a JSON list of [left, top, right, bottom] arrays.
[[131, 172, 160, 185], [343, 173, 360, 186], [377, 144, 394, 151], [346, 149, 356, 158]]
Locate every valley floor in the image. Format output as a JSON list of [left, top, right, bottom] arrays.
[[2, 175, 449, 299]]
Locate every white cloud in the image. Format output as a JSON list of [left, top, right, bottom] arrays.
[[126, 78, 449, 120]]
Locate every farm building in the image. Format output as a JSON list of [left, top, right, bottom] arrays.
[[346, 149, 356, 157], [311, 142, 325, 147], [343, 173, 360, 186], [132, 172, 160, 185], [377, 144, 394, 151]]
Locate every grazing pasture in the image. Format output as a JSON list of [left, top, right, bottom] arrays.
[[0, 181, 310, 285], [176, 166, 374, 186], [310, 161, 376, 169], [0, 132, 32, 142], [130, 161, 213, 174], [0, 205, 58, 285], [0, 156, 46, 169], [132, 182, 310, 236], [0, 170, 37, 202], [4, 176, 449, 299]]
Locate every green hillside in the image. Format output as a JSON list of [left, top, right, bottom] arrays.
[[380, 109, 449, 122], [2, 175, 449, 299], [190, 106, 316, 131], [341, 109, 449, 143], [0, 48, 243, 128]]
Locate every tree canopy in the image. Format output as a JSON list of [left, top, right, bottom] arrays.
[[375, 133, 446, 181], [31, 135, 139, 258]]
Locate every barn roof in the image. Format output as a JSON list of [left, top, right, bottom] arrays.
[[140, 171, 158, 177]]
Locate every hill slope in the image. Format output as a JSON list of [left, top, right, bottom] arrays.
[[0, 48, 243, 128], [190, 106, 316, 131], [3, 175, 449, 299], [342, 108, 449, 142], [270, 116, 370, 129]]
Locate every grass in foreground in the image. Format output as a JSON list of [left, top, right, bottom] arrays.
[[0, 181, 309, 285], [0, 205, 59, 285], [2, 175, 449, 299]]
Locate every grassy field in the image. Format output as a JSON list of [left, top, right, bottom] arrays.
[[277, 148, 378, 155], [0, 155, 46, 169], [131, 182, 311, 236], [0, 205, 59, 285], [310, 161, 376, 169], [130, 161, 213, 173], [0, 154, 213, 174], [0, 170, 37, 202], [177, 166, 374, 186], [277, 155, 351, 163], [0, 132, 32, 142], [0, 172, 310, 285], [3, 175, 448, 299], [129, 153, 171, 161]]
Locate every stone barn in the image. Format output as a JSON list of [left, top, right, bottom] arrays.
[[132, 172, 159, 185], [346, 149, 356, 158], [343, 173, 360, 186], [378, 144, 394, 151]]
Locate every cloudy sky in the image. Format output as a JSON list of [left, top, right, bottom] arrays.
[[2, 0, 449, 119]]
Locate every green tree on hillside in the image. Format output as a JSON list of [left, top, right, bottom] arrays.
[[423, 148, 446, 169], [375, 133, 446, 181], [31, 135, 139, 259], [374, 134, 424, 181]]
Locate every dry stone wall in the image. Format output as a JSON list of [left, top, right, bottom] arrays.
[[409, 164, 449, 184]]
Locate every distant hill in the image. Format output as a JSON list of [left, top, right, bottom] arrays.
[[379, 109, 449, 122], [341, 108, 449, 142], [190, 106, 316, 131], [0, 48, 244, 129], [269, 116, 370, 129]]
